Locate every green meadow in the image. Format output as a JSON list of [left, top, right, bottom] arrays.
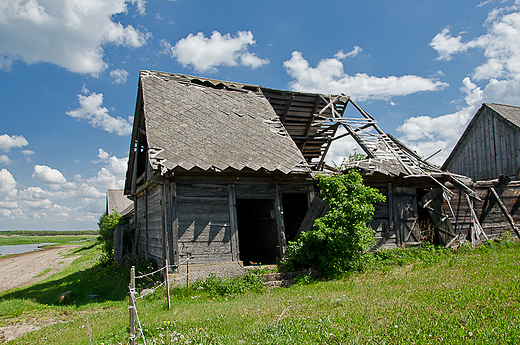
[[0, 235, 519, 344]]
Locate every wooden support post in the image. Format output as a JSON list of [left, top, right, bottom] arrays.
[[129, 266, 135, 345], [489, 187, 520, 239], [165, 259, 170, 310]]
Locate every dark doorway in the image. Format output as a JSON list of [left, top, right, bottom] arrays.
[[282, 193, 309, 242], [236, 198, 279, 265]]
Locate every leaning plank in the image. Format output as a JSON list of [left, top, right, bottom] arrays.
[[464, 193, 488, 243], [489, 187, 520, 239], [293, 196, 329, 241]]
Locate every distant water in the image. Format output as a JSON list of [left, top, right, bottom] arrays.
[[0, 243, 57, 256]]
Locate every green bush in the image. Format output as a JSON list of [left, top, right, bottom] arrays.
[[97, 211, 125, 264], [282, 171, 385, 276]]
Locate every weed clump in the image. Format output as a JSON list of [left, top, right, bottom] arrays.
[[191, 273, 265, 297]]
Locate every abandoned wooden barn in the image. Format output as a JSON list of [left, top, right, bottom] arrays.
[[443, 103, 520, 181], [123, 70, 519, 270], [123, 71, 335, 267]]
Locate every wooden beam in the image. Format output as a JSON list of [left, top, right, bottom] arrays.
[[228, 184, 239, 261], [280, 94, 294, 123], [489, 187, 520, 239], [274, 183, 287, 258]]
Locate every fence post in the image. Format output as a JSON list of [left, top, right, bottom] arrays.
[[186, 255, 190, 290], [129, 266, 135, 345], [165, 259, 171, 309]]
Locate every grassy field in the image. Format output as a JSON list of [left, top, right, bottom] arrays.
[[1, 237, 519, 344], [0, 231, 98, 246]]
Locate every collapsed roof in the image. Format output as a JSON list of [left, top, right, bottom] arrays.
[[125, 71, 471, 195]]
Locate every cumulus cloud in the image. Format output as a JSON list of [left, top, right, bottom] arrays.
[[283, 51, 447, 101], [0, 155, 12, 165], [0, 169, 17, 196], [32, 165, 68, 185], [430, 5, 520, 81], [0, 134, 28, 152], [397, 77, 484, 165], [162, 31, 269, 72], [401, 2, 520, 165], [0, 149, 128, 228], [67, 86, 133, 136], [0, 0, 151, 76], [110, 69, 129, 84]]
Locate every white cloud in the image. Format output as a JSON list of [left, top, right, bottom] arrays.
[[32, 165, 68, 185], [0, 149, 128, 227], [0, 134, 28, 152], [0, 169, 17, 196], [431, 6, 520, 81], [0, 0, 150, 76], [110, 69, 129, 84], [67, 86, 133, 136], [402, 2, 520, 165], [162, 31, 269, 72], [429, 28, 468, 61], [283, 51, 447, 101], [21, 149, 35, 162], [397, 78, 483, 165], [0, 155, 12, 165], [334, 46, 363, 59]]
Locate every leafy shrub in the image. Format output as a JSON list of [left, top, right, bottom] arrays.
[[281, 171, 385, 276], [192, 273, 265, 297], [97, 211, 126, 264]]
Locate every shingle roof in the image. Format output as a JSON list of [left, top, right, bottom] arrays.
[[106, 189, 133, 215], [486, 103, 520, 128], [139, 71, 308, 174]]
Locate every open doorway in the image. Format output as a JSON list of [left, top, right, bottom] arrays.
[[236, 198, 279, 265], [282, 193, 308, 242]]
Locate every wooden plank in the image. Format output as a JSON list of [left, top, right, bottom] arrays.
[[293, 196, 329, 240], [178, 222, 231, 242], [171, 182, 179, 265], [275, 183, 287, 258], [229, 184, 239, 261], [489, 187, 520, 239]]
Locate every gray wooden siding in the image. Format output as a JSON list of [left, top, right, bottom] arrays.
[[134, 185, 164, 264], [146, 185, 164, 264], [176, 183, 233, 264], [368, 183, 398, 249], [445, 107, 520, 180], [136, 192, 146, 261], [443, 184, 520, 239]]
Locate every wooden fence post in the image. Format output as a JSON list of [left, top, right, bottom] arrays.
[[165, 259, 170, 309], [129, 266, 135, 345], [186, 255, 190, 290]]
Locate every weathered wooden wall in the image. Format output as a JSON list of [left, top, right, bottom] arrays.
[[444, 183, 520, 240], [134, 184, 165, 263], [444, 106, 520, 181], [368, 183, 398, 249], [176, 182, 234, 264]]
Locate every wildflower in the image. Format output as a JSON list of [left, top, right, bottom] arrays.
[[469, 332, 473, 337], [394, 325, 398, 328]]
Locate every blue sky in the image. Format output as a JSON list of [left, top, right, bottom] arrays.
[[1, 0, 520, 230]]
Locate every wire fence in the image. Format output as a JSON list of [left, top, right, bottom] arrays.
[[128, 257, 191, 345]]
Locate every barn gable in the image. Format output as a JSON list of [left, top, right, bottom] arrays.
[[442, 103, 520, 181]]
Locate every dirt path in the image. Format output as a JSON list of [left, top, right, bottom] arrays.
[[0, 244, 80, 292]]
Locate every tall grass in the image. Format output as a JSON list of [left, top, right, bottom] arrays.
[[3, 238, 519, 344]]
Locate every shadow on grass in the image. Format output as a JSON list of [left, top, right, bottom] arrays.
[[0, 259, 159, 307]]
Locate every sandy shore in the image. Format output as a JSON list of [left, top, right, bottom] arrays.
[[0, 244, 80, 291]]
